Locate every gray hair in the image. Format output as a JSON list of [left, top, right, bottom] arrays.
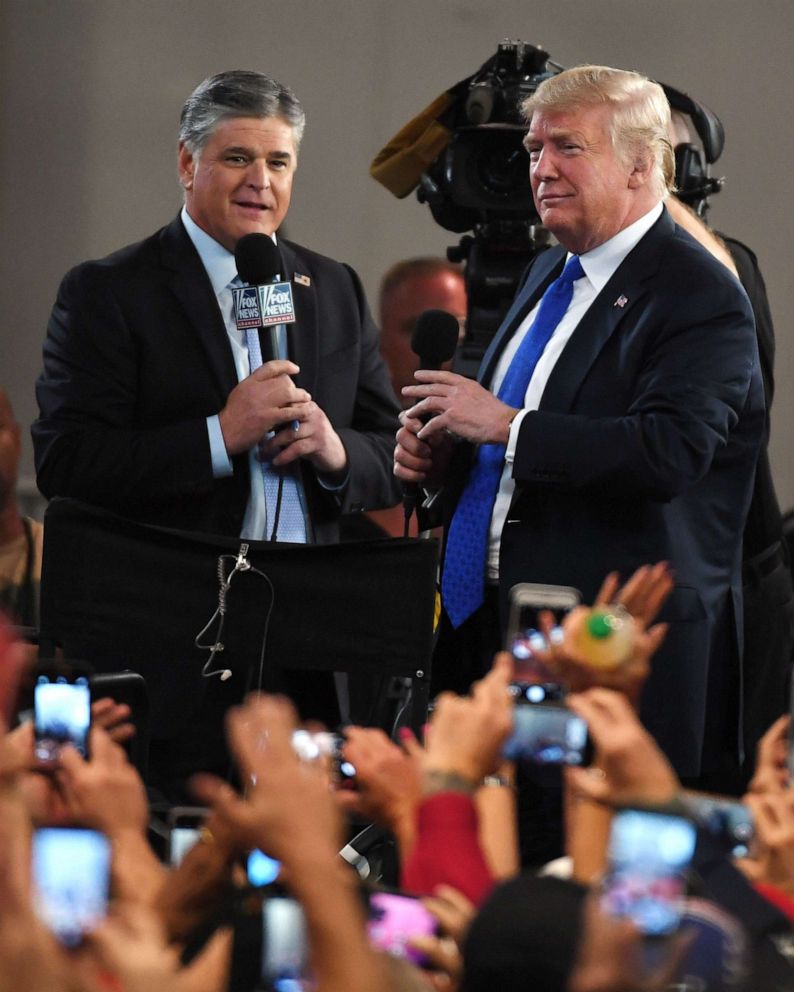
[[522, 65, 674, 200], [179, 70, 306, 155]]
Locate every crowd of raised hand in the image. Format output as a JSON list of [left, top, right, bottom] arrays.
[[1, 563, 794, 992]]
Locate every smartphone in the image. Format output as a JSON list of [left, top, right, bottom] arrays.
[[681, 792, 754, 858], [228, 887, 310, 992], [291, 729, 356, 783], [601, 808, 697, 937], [31, 827, 111, 948], [167, 806, 209, 866], [502, 701, 592, 766], [366, 889, 439, 967], [506, 583, 580, 683], [33, 673, 91, 762], [262, 894, 309, 989], [247, 848, 282, 887]]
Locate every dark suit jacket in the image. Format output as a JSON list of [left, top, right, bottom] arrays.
[[33, 215, 401, 543], [441, 208, 764, 776]]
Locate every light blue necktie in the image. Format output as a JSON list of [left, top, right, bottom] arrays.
[[441, 255, 586, 628], [238, 282, 307, 543]]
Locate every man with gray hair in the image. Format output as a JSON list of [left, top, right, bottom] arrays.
[[34, 70, 400, 544], [395, 65, 762, 814]]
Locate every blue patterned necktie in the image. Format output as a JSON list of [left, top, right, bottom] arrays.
[[441, 255, 586, 628], [235, 279, 307, 543]]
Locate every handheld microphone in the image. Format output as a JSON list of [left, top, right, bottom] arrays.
[[410, 309, 461, 373], [233, 233, 296, 363], [402, 309, 461, 532]]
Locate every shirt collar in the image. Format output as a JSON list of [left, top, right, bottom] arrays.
[[180, 206, 278, 296], [575, 201, 664, 293]]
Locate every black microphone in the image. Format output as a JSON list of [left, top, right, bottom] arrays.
[[402, 309, 461, 531], [410, 309, 460, 373], [233, 233, 296, 363]]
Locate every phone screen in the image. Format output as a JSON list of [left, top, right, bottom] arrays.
[[31, 827, 110, 947], [34, 676, 91, 761], [167, 807, 209, 866], [248, 849, 282, 887], [262, 896, 309, 987], [169, 826, 201, 866], [601, 809, 696, 936], [506, 583, 580, 682], [366, 890, 439, 966], [503, 702, 591, 766]]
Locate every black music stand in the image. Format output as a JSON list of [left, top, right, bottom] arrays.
[[39, 499, 438, 788]]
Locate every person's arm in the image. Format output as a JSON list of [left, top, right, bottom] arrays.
[[401, 654, 515, 903], [194, 695, 391, 992], [564, 688, 681, 883], [337, 725, 423, 859], [0, 779, 71, 991], [155, 809, 238, 945], [56, 727, 165, 907], [474, 764, 520, 880]]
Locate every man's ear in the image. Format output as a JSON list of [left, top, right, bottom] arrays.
[[177, 142, 195, 190], [627, 155, 654, 190]]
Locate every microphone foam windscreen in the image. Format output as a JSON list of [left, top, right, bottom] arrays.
[[410, 309, 460, 368], [235, 233, 281, 284]]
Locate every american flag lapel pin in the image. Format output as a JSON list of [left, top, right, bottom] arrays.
[[294, 273, 311, 287], [614, 294, 628, 308]]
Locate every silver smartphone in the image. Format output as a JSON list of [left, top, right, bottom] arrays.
[[506, 582, 581, 684]]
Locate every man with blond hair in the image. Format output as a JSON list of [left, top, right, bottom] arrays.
[[395, 65, 762, 813]]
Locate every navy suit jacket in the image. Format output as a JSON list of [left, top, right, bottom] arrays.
[[444, 208, 764, 775], [33, 215, 401, 543]]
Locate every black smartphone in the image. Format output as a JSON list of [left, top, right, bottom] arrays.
[[681, 791, 754, 858], [506, 582, 580, 684], [502, 700, 592, 766], [31, 827, 111, 948], [33, 673, 91, 762], [167, 806, 209, 866], [366, 889, 440, 968], [601, 808, 697, 937]]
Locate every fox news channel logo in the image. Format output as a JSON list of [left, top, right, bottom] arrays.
[[232, 287, 263, 330], [259, 282, 296, 325]]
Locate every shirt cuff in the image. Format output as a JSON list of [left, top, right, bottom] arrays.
[[504, 409, 530, 463], [206, 415, 233, 478], [317, 469, 349, 492]]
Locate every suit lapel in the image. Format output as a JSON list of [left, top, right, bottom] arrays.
[[479, 247, 564, 386], [540, 211, 672, 413], [159, 216, 238, 397], [279, 240, 319, 396]]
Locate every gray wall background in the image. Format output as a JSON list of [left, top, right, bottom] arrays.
[[3, 0, 793, 511]]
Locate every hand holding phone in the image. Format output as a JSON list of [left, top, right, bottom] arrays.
[[34, 674, 91, 763], [506, 583, 580, 683], [366, 890, 440, 967]]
